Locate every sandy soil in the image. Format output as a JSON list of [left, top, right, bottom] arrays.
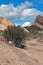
[[0, 38, 43, 65]]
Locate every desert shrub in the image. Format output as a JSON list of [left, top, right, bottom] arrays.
[[4, 25, 27, 48]]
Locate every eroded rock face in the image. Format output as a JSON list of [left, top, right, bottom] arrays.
[[36, 15, 43, 25], [35, 15, 43, 29], [24, 15, 43, 32], [0, 17, 13, 30]]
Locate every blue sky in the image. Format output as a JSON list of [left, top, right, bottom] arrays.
[[0, 0, 43, 26]]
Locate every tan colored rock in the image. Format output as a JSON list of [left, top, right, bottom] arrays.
[[0, 17, 13, 30]]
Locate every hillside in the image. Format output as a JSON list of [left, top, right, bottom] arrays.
[[0, 30, 43, 65], [0, 15, 43, 65], [25, 15, 43, 33]]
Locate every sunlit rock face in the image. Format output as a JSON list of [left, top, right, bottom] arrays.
[[0, 17, 13, 30]]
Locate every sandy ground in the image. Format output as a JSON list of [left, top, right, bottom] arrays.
[[0, 38, 43, 65]]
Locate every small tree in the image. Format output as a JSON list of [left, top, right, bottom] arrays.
[[4, 25, 27, 48]]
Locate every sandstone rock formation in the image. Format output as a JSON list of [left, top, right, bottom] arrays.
[[0, 17, 13, 30], [34, 15, 43, 29], [25, 15, 43, 32]]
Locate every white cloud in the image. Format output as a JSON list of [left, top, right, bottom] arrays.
[[1, 4, 7, 8], [22, 22, 31, 27], [0, 1, 43, 21], [0, 1, 32, 20], [21, 8, 43, 20]]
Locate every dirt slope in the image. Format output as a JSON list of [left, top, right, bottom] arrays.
[[0, 38, 43, 65]]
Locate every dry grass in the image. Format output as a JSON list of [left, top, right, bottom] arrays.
[[29, 43, 37, 46]]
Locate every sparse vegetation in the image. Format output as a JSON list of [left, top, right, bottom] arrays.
[[25, 25, 43, 39], [25, 25, 43, 32], [4, 25, 27, 48]]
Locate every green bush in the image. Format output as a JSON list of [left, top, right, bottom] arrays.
[[4, 25, 27, 48]]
